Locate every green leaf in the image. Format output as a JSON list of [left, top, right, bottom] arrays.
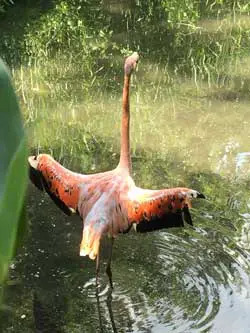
[[0, 59, 24, 196], [0, 59, 27, 286], [0, 139, 27, 282]]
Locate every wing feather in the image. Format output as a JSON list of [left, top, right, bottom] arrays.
[[124, 187, 204, 231], [28, 154, 84, 215]]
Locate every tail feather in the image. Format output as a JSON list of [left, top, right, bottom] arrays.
[[80, 215, 109, 260], [80, 225, 101, 260]]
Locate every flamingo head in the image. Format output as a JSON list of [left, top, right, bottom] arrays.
[[124, 52, 139, 76]]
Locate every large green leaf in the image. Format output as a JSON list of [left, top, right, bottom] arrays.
[[0, 59, 27, 285]]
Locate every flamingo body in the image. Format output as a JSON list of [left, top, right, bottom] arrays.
[[29, 52, 205, 285], [29, 154, 204, 260]]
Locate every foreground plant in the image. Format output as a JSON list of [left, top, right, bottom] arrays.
[[0, 59, 27, 301]]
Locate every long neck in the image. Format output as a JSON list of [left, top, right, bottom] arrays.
[[118, 74, 131, 174]]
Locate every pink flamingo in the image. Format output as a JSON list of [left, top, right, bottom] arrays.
[[29, 52, 205, 287]]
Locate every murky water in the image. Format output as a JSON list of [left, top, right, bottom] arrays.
[[2, 86, 250, 332], [2, 2, 250, 332]]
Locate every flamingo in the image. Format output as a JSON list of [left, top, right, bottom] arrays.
[[28, 52, 205, 288]]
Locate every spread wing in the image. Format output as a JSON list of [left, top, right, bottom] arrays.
[[78, 186, 205, 260], [28, 154, 83, 216], [124, 187, 205, 232]]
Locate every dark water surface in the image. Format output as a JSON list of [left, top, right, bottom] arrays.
[[1, 147, 250, 332]]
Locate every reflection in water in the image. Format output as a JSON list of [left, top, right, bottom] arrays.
[[33, 290, 67, 333], [96, 291, 118, 333]]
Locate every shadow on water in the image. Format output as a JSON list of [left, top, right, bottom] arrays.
[[1, 138, 250, 332]]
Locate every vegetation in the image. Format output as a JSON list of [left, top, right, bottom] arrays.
[[1, 0, 250, 79], [0, 59, 27, 303], [0, 0, 13, 13]]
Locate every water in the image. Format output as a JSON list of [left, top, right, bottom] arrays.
[[1, 91, 250, 333], [2, 3, 250, 332]]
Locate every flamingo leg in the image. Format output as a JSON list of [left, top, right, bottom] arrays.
[[95, 252, 101, 295], [106, 237, 114, 289], [106, 288, 118, 332], [96, 291, 104, 332]]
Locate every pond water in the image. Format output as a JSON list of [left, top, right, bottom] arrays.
[[2, 3, 250, 332], [1, 66, 250, 332]]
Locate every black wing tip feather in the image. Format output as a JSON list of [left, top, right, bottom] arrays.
[[197, 192, 206, 199], [135, 212, 185, 233]]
